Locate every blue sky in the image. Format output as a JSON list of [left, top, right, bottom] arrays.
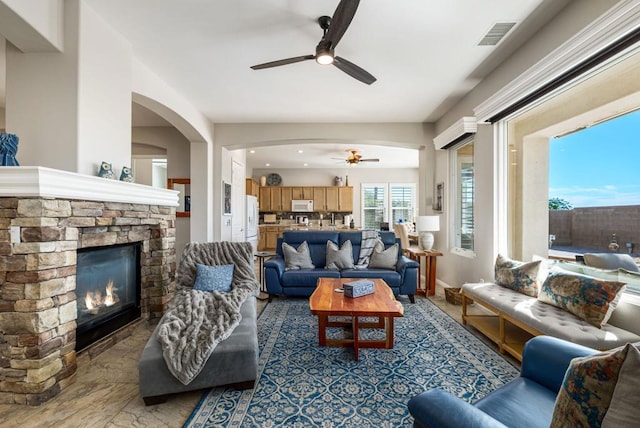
[[549, 109, 640, 208]]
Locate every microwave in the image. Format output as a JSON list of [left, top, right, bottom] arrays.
[[291, 200, 314, 212]]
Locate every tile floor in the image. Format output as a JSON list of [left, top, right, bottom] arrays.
[[0, 279, 486, 428]]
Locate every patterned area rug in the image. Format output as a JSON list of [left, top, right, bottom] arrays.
[[184, 297, 519, 427]]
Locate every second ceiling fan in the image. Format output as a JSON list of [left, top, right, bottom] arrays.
[[338, 149, 380, 165], [250, 0, 376, 85]]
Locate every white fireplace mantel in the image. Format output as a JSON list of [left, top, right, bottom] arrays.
[[0, 166, 179, 206]]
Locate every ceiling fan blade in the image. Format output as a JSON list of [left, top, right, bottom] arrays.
[[251, 55, 315, 70], [324, 0, 360, 49], [360, 158, 380, 162], [333, 56, 376, 85]]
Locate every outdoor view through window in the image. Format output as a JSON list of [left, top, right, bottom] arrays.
[[549, 109, 640, 259]]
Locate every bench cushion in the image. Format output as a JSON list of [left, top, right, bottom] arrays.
[[463, 283, 640, 350]]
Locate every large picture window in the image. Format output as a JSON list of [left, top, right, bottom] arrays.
[[361, 183, 416, 229], [451, 138, 475, 252]]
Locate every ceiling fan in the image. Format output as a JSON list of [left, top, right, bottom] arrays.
[[335, 149, 380, 165], [250, 0, 376, 85]]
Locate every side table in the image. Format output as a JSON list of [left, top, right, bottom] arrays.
[[405, 248, 443, 296], [255, 251, 276, 293]]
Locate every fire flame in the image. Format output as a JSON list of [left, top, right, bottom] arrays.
[[84, 280, 119, 312]]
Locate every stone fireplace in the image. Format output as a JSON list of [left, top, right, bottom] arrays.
[[0, 167, 179, 405]]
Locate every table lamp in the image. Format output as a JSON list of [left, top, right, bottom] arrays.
[[416, 215, 440, 250]]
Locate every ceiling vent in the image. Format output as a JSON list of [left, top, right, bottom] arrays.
[[478, 22, 516, 46]]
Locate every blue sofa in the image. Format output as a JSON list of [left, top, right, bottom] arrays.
[[408, 336, 597, 428], [264, 230, 419, 302]]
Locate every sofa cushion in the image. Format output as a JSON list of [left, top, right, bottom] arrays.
[[584, 252, 640, 272], [193, 263, 234, 292], [325, 240, 354, 270], [282, 241, 315, 270], [551, 343, 632, 428], [494, 254, 541, 297], [281, 268, 340, 287], [601, 344, 640, 426], [538, 270, 626, 327], [368, 241, 399, 270]]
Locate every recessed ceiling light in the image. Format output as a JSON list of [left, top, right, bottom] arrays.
[[249, 150, 255, 154], [298, 150, 303, 154], [303, 163, 309, 167], [265, 163, 270, 167]]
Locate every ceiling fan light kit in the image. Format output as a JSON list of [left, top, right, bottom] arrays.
[[250, 0, 376, 85]]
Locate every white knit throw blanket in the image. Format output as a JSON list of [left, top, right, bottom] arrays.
[[156, 241, 259, 385], [356, 229, 380, 268]]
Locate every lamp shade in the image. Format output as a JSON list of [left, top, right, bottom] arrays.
[[416, 215, 440, 232]]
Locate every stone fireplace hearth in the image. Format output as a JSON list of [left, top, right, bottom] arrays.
[[0, 167, 179, 405]]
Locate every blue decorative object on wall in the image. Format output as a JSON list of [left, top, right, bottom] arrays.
[[119, 166, 133, 182], [97, 161, 115, 179], [0, 132, 20, 166]]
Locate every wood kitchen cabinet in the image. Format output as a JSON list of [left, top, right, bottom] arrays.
[[246, 178, 259, 197], [280, 187, 293, 212], [291, 187, 313, 200], [313, 187, 326, 211], [338, 187, 354, 212], [259, 187, 272, 211], [261, 226, 284, 250], [260, 186, 352, 212], [260, 187, 285, 211], [258, 228, 266, 251], [325, 187, 339, 211]]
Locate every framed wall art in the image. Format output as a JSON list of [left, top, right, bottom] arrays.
[[223, 181, 232, 215], [433, 182, 444, 213]]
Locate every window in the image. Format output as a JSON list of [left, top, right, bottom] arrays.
[[390, 185, 416, 224], [451, 138, 474, 252], [361, 183, 416, 229], [362, 184, 387, 229]]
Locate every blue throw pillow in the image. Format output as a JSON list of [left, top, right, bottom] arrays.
[[193, 264, 234, 292]]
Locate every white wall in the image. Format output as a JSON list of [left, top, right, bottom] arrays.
[[5, 0, 133, 176]]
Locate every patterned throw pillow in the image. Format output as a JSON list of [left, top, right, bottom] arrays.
[[282, 241, 315, 270], [494, 254, 542, 297], [368, 240, 398, 270], [551, 344, 630, 428], [325, 240, 355, 270], [193, 263, 234, 292], [538, 270, 626, 327]]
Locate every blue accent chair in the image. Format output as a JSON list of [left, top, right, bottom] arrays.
[[408, 336, 597, 428]]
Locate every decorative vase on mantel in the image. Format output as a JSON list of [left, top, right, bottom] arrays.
[[0, 132, 20, 166]]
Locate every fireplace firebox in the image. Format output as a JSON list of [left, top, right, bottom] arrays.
[[76, 242, 141, 351]]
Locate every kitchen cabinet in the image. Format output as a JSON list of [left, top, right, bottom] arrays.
[[281, 187, 293, 212], [291, 187, 313, 200], [313, 187, 326, 211], [246, 178, 259, 197], [258, 228, 266, 251], [338, 187, 354, 212], [261, 226, 285, 250], [260, 186, 352, 212], [260, 187, 285, 211], [259, 187, 272, 211], [325, 187, 339, 211], [270, 188, 283, 211]]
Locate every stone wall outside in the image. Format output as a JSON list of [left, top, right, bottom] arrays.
[[0, 197, 176, 405], [549, 205, 640, 252]]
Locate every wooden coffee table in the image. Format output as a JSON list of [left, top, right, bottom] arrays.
[[309, 278, 404, 360]]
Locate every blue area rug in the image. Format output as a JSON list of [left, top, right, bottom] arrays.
[[184, 297, 518, 427]]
